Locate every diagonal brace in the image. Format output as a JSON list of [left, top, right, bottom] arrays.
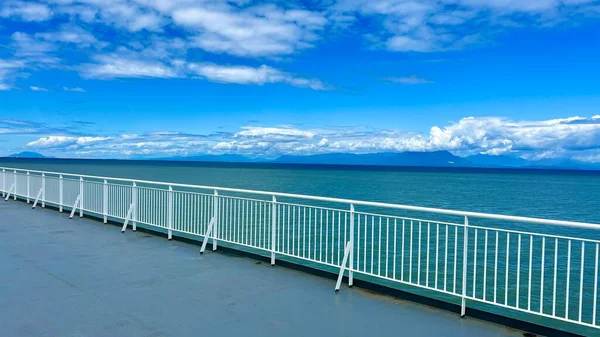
[[4, 183, 15, 201], [69, 195, 81, 219], [335, 241, 352, 292], [199, 217, 216, 254], [121, 203, 135, 233], [32, 188, 44, 209]]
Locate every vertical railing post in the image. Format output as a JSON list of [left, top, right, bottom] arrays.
[[59, 175, 63, 212], [167, 185, 173, 240], [13, 170, 17, 200], [103, 179, 108, 223], [271, 195, 277, 265], [213, 190, 218, 251], [349, 203, 355, 287], [461, 215, 469, 317], [2, 168, 5, 197], [26, 171, 30, 203], [79, 176, 83, 218], [41, 173, 45, 208], [132, 182, 137, 231]]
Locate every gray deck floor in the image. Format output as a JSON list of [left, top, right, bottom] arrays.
[[0, 200, 521, 337]]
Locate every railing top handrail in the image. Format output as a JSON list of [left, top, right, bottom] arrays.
[[2, 166, 599, 230]]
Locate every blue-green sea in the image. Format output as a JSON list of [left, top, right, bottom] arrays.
[[2, 158, 600, 335], [2, 158, 600, 223]]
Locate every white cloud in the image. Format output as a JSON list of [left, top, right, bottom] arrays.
[[11, 32, 56, 57], [236, 126, 316, 139], [36, 25, 100, 47], [80, 53, 181, 79], [188, 63, 327, 90], [172, 4, 326, 57], [29, 85, 49, 92], [385, 75, 433, 84], [0, 59, 25, 90], [26, 135, 111, 148], [1, 1, 52, 21], [334, 0, 599, 52], [63, 86, 86, 92], [20, 115, 600, 162]]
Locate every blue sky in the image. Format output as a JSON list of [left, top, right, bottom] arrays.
[[1, 0, 600, 161]]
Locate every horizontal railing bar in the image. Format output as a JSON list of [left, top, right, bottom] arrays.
[[355, 211, 463, 227], [277, 201, 349, 213], [2, 166, 599, 229], [466, 296, 599, 330], [468, 224, 600, 244]]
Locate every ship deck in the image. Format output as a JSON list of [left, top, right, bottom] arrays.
[[0, 200, 521, 337]]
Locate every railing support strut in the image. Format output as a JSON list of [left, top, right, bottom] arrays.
[[200, 217, 217, 254], [32, 187, 43, 209], [335, 241, 352, 291], [69, 195, 81, 219], [461, 215, 469, 317], [121, 203, 135, 233], [271, 195, 277, 266], [4, 183, 15, 201]]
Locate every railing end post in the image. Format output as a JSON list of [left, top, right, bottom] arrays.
[[271, 195, 277, 266]]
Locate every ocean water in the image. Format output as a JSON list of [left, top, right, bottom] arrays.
[[2, 158, 600, 335], [2, 157, 600, 223]]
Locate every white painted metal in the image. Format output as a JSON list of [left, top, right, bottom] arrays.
[[4, 183, 15, 201], [212, 190, 218, 251], [200, 217, 216, 254], [59, 175, 63, 212], [349, 204, 354, 287], [132, 182, 137, 231], [12, 170, 16, 201], [103, 179, 108, 223], [121, 203, 135, 232], [41, 173, 45, 208], [335, 241, 351, 291], [168, 185, 173, 240], [32, 187, 43, 209], [271, 195, 277, 265], [26, 172, 30, 204], [2, 166, 600, 330], [461, 216, 469, 317], [79, 176, 83, 218], [69, 194, 81, 219]]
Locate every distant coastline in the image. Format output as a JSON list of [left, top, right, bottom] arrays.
[[2, 155, 600, 175]]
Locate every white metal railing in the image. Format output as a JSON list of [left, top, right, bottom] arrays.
[[1, 166, 600, 332]]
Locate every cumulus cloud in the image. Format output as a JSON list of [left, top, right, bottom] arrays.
[[36, 25, 101, 47], [63, 86, 86, 92], [235, 126, 316, 139], [80, 52, 181, 79], [189, 64, 328, 90], [0, 1, 52, 21], [26, 136, 112, 149], [385, 76, 433, 84], [1, 0, 595, 91], [19, 115, 600, 162], [76, 50, 327, 89], [174, 4, 327, 57], [333, 0, 598, 52], [0, 59, 25, 90], [29, 85, 49, 92]]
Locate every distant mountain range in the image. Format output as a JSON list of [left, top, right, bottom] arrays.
[[274, 151, 472, 167], [153, 154, 258, 163], [6, 151, 51, 159], [4, 151, 600, 170]]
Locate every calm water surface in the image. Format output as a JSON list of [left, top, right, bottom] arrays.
[[2, 158, 599, 223]]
